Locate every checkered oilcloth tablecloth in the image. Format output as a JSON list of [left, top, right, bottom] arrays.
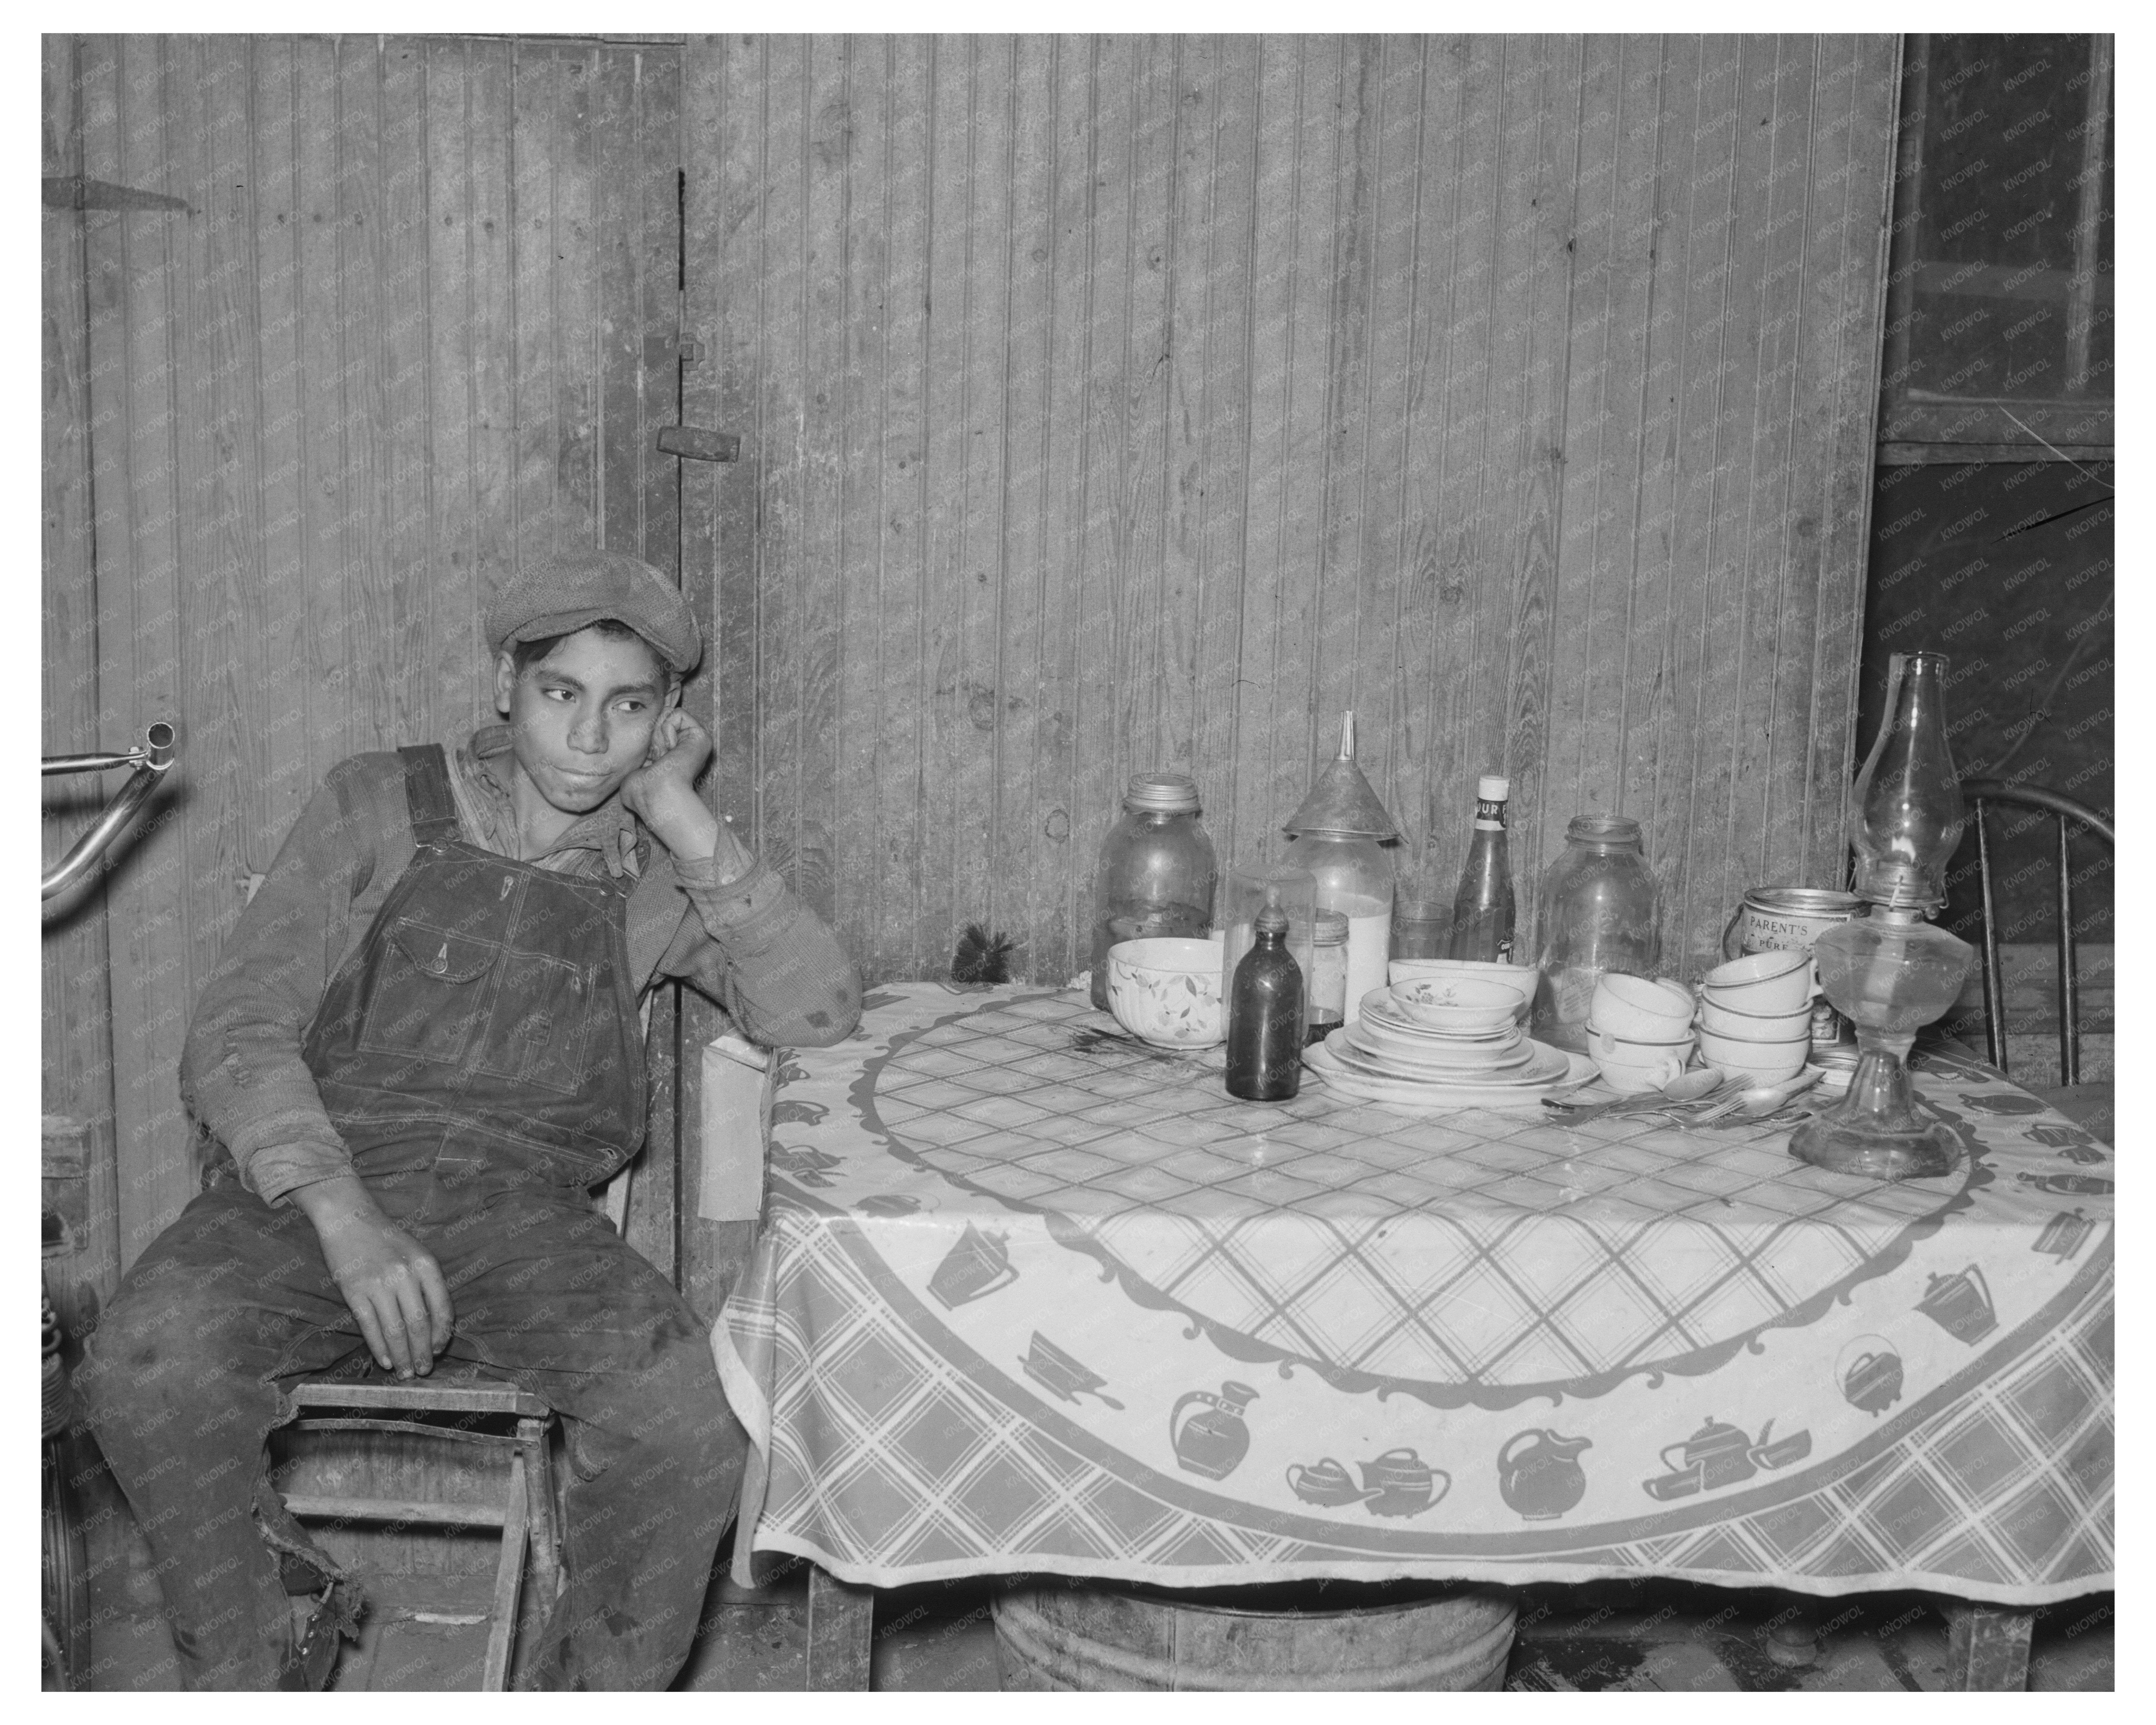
[[714, 985, 2112, 1601]]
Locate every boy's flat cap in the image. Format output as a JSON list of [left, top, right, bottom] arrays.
[[486, 550, 702, 674]]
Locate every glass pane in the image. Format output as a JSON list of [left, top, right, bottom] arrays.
[[1903, 35, 2113, 404]]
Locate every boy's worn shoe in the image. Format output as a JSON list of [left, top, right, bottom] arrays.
[[278, 1582, 362, 1691]]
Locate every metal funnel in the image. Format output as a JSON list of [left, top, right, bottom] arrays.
[[1282, 711, 1400, 841]]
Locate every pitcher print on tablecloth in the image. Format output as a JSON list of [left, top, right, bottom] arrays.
[[1497, 1430, 1591, 1521], [1170, 1382, 1258, 1480]]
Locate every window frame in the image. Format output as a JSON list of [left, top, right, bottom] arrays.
[[1877, 33, 2114, 467]]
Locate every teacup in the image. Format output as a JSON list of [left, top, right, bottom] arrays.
[[1697, 1027, 1807, 1082], [1596, 1049, 1690, 1095], [1591, 973, 1696, 1041], [1700, 949, 1812, 1016], [1695, 996, 1813, 1041], [1589, 1025, 1695, 1071]]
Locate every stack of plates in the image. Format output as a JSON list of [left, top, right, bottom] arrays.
[[1303, 985, 1594, 1109]]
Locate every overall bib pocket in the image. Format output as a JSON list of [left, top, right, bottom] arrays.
[[355, 918, 499, 1063]]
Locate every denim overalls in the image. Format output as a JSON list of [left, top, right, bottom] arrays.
[[83, 746, 740, 1690]]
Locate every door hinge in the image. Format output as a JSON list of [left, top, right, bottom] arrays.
[[643, 334, 705, 368], [42, 176, 192, 214], [655, 427, 741, 464]]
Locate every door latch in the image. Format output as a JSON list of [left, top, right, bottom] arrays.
[[642, 334, 706, 368], [655, 427, 741, 463]]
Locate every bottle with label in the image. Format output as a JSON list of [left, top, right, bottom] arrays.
[[1226, 903, 1305, 1101], [1088, 772, 1217, 1012], [1447, 775, 1517, 961]]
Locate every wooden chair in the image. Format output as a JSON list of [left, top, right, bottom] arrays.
[[277, 1372, 561, 1690], [1959, 778, 2114, 1137]]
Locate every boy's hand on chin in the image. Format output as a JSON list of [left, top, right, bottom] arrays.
[[621, 708, 719, 858]]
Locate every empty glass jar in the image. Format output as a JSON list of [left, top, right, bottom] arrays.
[[1088, 772, 1218, 1012], [1530, 814, 1662, 1054]]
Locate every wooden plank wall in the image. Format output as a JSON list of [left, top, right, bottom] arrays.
[[42, 35, 682, 1272], [685, 34, 1900, 989], [42, 39, 123, 1306]]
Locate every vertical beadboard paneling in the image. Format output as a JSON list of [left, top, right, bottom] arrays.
[[42, 32, 123, 1299], [994, 34, 1057, 973], [918, 32, 975, 969], [1187, 36, 1260, 878], [51, 35, 682, 1267], [878, 33, 933, 980], [793, 37, 848, 928], [682, 31, 1898, 988]]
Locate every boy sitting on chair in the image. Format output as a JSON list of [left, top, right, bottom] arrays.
[[81, 551, 861, 1690]]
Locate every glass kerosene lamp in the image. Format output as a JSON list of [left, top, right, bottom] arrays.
[[1791, 652, 1975, 1180]]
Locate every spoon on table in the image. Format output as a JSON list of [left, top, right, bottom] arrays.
[[1689, 1068, 1824, 1127], [1543, 1067, 1730, 1124]]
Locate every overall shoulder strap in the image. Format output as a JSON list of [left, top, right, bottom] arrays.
[[397, 744, 461, 845]]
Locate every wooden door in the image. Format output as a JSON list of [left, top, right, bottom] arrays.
[[42, 34, 686, 1281]]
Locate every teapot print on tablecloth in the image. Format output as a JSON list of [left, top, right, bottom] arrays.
[[1496, 1429, 1591, 1521], [1915, 1264, 1998, 1342], [2027, 1125, 2107, 1163], [1285, 1449, 1451, 1519], [1641, 1416, 1812, 1501]]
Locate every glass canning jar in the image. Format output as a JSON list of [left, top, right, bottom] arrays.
[[1088, 772, 1218, 1011], [1529, 814, 1662, 1053], [1278, 829, 1394, 1031]]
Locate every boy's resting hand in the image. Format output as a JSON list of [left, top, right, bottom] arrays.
[[289, 1175, 454, 1377], [621, 708, 752, 879]]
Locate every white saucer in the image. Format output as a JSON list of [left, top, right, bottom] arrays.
[[1324, 1030, 1573, 1088], [1306, 1037, 1596, 1109]]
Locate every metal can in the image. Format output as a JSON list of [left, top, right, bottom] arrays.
[[1721, 886, 1863, 1057]]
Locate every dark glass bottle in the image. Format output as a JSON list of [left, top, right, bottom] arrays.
[[1226, 904, 1305, 1101], [1447, 774, 1517, 961]]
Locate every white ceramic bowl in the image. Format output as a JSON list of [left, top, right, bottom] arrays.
[[1695, 996, 1813, 1041], [1387, 977, 1522, 1035], [1105, 937, 1227, 1048], [1592, 973, 1695, 1041], [1701, 949, 1813, 1016], [1388, 959, 1537, 1020], [1697, 1028, 1808, 1082]]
